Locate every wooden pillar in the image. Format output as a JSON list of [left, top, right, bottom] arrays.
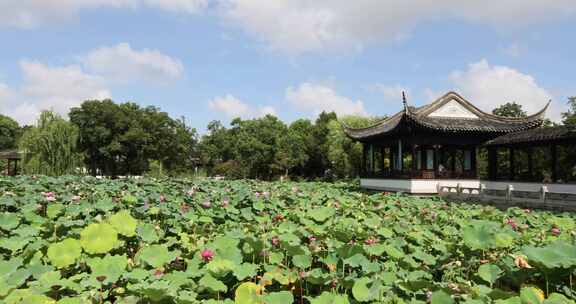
[[412, 145, 417, 171], [551, 144, 558, 182], [488, 147, 497, 180], [381, 146, 385, 173], [362, 143, 367, 176], [471, 146, 477, 177], [398, 139, 403, 171], [527, 147, 533, 181], [6, 159, 11, 176], [370, 144, 375, 174], [434, 145, 440, 175], [509, 147, 515, 181]]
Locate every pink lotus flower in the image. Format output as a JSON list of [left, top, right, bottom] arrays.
[[186, 189, 195, 196], [159, 195, 166, 203], [153, 269, 164, 278], [201, 249, 214, 262], [201, 201, 211, 209], [551, 227, 561, 236], [255, 192, 261, 198], [262, 191, 270, 198], [271, 236, 280, 246], [222, 198, 230, 207], [42, 192, 56, 202], [364, 237, 378, 246], [71, 195, 81, 202], [299, 271, 307, 279], [506, 218, 518, 230], [308, 236, 317, 242], [292, 187, 299, 193]]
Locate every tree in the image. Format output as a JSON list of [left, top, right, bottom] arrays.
[[562, 97, 576, 127], [0, 114, 20, 150], [70, 99, 197, 176], [19, 111, 81, 176], [492, 102, 527, 118], [306, 112, 338, 178], [272, 119, 312, 178], [327, 115, 383, 178]]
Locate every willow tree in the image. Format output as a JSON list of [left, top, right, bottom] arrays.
[[19, 111, 81, 176]]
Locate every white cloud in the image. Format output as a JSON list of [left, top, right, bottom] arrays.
[[449, 59, 562, 120], [0, 61, 111, 125], [83, 43, 184, 83], [0, 0, 205, 28], [286, 83, 366, 116], [370, 84, 410, 100], [208, 94, 275, 119], [144, 0, 208, 14], [219, 0, 576, 54]]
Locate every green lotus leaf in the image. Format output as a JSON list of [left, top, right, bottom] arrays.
[[0, 236, 30, 252], [352, 277, 372, 302], [263, 291, 294, 304], [109, 210, 138, 237], [431, 290, 455, 304], [234, 282, 260, 304], [137, 245, 178, 268], [0, 212, 20, 230], [206, 258, 236, 277], [233, 263, 258, 281], [47, 238, 82, 268], [138, 223, 160, 243], [199, 274, 227, 293], [122, 194, 138, 205], [307, 292, 350, 304], [308, 207, 335, 222], [543, 293, 573, 304], [46, 204, 64, 219], [292, 254, 312, 269], [462, 225, 493, 250], [80, 223, 118, 254], [520, 287, 544, 304], [86, 254, 128, 284], [523, 241, 576, 269], [477, 264, 502, 285], [495, 297, 522, 304]]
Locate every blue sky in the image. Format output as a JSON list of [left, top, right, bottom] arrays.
[[0, 1, 575, 131]]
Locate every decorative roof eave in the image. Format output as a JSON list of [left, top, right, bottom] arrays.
[[485, 126, 576, 146], [343, 91, 550, 140]]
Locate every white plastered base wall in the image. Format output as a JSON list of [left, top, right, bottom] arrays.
[[360, 178, 480, 194]]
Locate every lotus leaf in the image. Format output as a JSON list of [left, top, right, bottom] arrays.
[[199, 274, 227, 293], [520, 286, 544, 304], [478, 264, 502, 285], [47, 238, 82, 268], [431, 291, 455, 304], [137, 245, 178, 268], [86, 254, 128, 284], [109, 210, 138, 237], [0, 212, 20, 230], [234, 282, 260, 304], [80, 223, 118, 254]]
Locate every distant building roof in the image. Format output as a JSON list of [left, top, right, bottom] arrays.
[[0, 150, 22, 160], [486, 126, 576, 146], [343, 91, 549, 141]]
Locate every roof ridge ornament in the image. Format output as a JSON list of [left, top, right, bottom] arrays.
[[402, 91, 409, 114]]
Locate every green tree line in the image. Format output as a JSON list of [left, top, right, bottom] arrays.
[[0, 97, 575, 179]]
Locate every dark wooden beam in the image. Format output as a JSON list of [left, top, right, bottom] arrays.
[[510, 147, 515, 181], [488, 147, 497, 180], [551, 144, 558, 182]]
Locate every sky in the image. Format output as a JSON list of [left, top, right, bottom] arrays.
[[0, 1, 575, 132]]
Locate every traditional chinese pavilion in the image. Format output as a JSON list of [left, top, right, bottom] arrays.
[[343, 91, 551, 193]]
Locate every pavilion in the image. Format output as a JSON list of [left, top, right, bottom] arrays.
[[343, 91, 552, 194]]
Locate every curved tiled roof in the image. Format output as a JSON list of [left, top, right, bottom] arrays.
[[486, 126, 576, 146], [343, 91, 549, 140]]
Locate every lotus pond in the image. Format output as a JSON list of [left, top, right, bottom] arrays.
[[0, 176, 575, 304]]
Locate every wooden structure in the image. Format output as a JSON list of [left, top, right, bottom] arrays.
[[0, 150, 22, 176], [485, 126, 576, 184], [344, 91, 550, 193]]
